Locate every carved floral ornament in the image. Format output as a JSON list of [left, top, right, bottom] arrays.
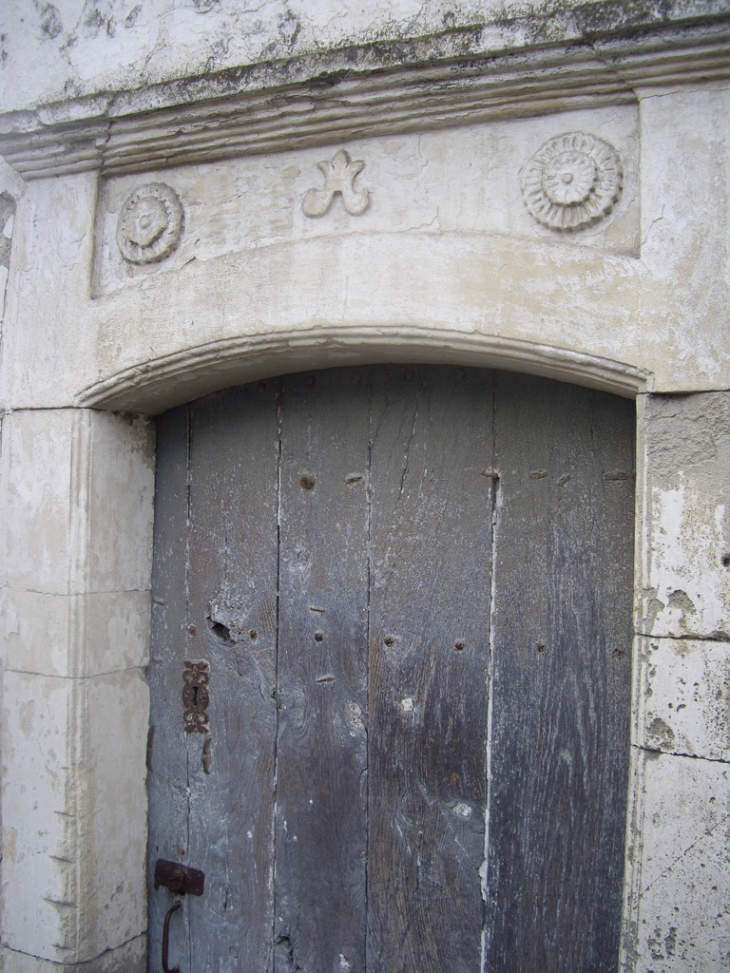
[[521, 132, 623, 231], [116, 182, 184, 263], [302, 150, 370, 217]]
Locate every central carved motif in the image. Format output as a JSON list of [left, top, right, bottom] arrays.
[[302, 150, 370, 217]]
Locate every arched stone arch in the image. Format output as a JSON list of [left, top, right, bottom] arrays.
[[78, 326, 651, 415]]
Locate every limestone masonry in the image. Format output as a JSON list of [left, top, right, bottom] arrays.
[[0, 2, 729, 971]]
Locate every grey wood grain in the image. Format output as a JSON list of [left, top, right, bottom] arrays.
[[367, 365, 495, 973], [147, 407, 193, 973], [484, 373, 634, 973], [275, 368, 370, 973], [185, 383, 280, 973], [149, 366, 633, 973]]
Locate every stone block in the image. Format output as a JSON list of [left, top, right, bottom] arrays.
[[1, 670, 77, 958], [0, 409, 155, 595], [0, 935, 145, 973], [79, 668, 149, 959], [630, 751, 730, 972], [0, 588, 150, 678], [638, 392, 730, 640], [637, 637, 730, 763], [0, 669, 149, 962], [95, 104, 640, 300], [0, 174, 97, 412]]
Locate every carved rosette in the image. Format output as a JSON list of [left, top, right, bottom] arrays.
[[521, 133, 623, 232], [116, 183, 184, 263]]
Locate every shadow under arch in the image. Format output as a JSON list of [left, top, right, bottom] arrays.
[[77, 325, 652, 415]]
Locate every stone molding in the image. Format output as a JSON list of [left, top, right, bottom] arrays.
[[76, 327, 653, 415], [0, 5, 729, 180]]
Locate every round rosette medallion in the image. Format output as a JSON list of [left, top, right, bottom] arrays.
[[116, 183, 184, 263], [521, 133, 623, 232]]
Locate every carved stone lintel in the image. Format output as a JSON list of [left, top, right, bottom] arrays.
[[303, 150, 370, 217], [117, 182, 184, 263], [521, 132, 623, 232]]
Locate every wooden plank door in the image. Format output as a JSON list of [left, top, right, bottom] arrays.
[[148, 365, 634, 973]]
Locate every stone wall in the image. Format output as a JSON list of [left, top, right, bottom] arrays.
[[0, 2, 729, 970]]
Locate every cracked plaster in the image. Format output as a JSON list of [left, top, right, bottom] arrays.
[[0, 0, 663, 114]]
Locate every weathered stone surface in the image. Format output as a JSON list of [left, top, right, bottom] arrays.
[[0, 671, 75, 958], [0, 1, 728, 184], [628, 751, 730, 973], [0, 3, 729, 970], [0, 588, 150, 679], [0, 172, 99, 412], [3, 0, 726, 117], [0, 409, 155, 595], [95, 103, 640, 299], [3, 87, 729, 413], [638, 391, 730, 640], [0, 934, 145, 973], [0, 408, 153, 965], [637, 637, 730, 763], [0, 670, 149, 963], [637, 87, 730, 393]]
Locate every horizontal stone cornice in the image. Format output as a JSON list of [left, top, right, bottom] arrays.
[[1, 3, 729, 179]]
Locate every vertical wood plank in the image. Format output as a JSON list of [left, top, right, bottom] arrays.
[[147, 407, 193, 973], [275, 369, 370, 973], [367, 365, 495, 973], [185, 382, 280, 973], [484, 373, 634, 973], [149, 366, 634, 973]]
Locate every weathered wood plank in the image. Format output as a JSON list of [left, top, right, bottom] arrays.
[[184, 383, 280, 973], [275, 369, 370, 973], [484, 373, 634, 973], [149, 366, 634, 973], [147, 407, 193, 973], [367, 365, 495, 973]]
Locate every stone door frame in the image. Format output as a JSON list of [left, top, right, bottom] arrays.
[[1, 332, 651, 972], [1, 7, 729, 969]]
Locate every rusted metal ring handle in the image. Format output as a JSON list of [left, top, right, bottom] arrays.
[[162, 901, 182, 973]]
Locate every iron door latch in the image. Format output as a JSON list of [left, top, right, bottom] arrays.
[[155, 859, 205, 973]]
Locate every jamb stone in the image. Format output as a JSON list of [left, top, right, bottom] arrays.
[[0, 588, 150, 679], [631, 751, 730, 973], [0, 670, 76, 959], [0, 409, 155, 595], [637, 636, 730, 763], [0, 934, 146, 973], [0, 408, 154, 966], [638, 391, 730, 641], [0, 656, 149, 964]]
